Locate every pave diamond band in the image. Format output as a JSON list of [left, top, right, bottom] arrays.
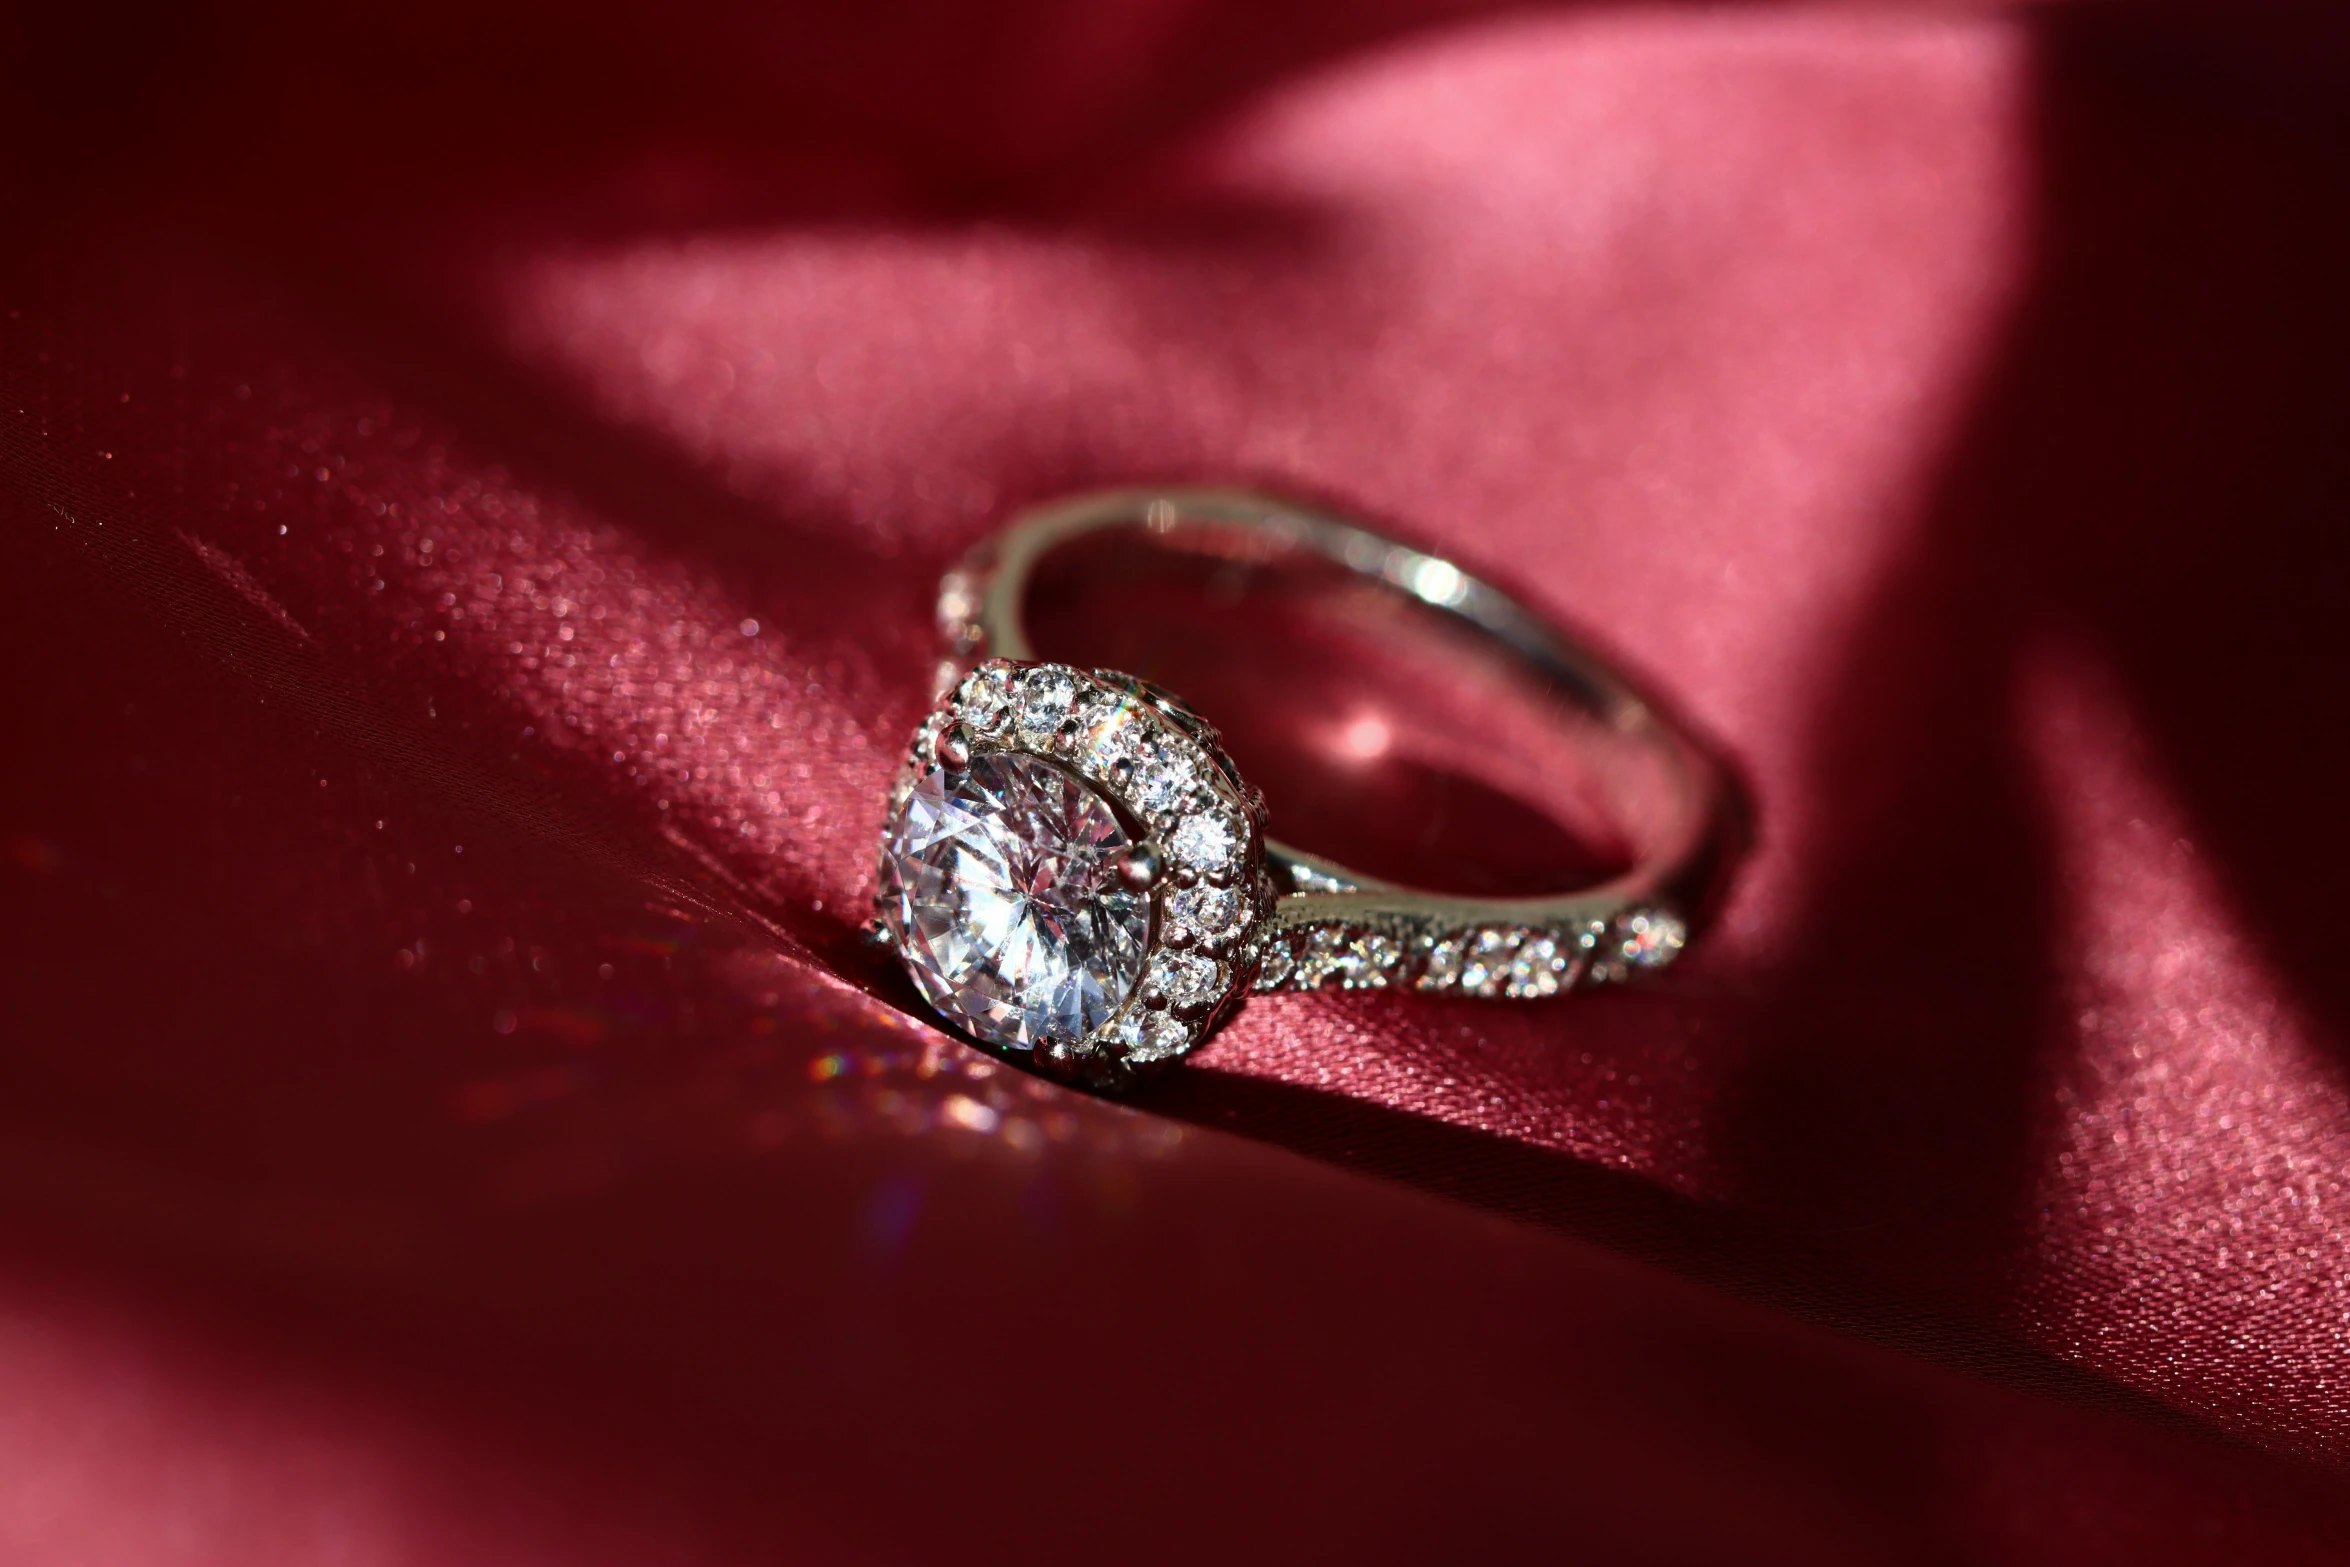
[[1249, 909, 1685, 998], [876, 488, 1737, 1088]]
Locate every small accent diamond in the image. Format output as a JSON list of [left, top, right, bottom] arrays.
[[935, 571, 982, 650], [1619, 909, 1687, 969], [1458, 929, 1520, 997], [1342, 931, 1402, 988], [1132, 743, 1196, 816], [956, 665, 1015, 732], [1294, 926, 1350, 988], [1150, 950, 1223, 1010], [1254, 936, 1297, 991], [1506, 934, 1570, 998], [1419, 934, 1467, 991], [1078, 691, 1150, 769], [1170, 809, 1241, 877], [1110, 1008, 1192, 1065], [1167, 883, 1242, 938], [1016, 667, 1077, 739]]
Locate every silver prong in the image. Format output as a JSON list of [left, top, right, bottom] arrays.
[[1031, 1038, 1089, 1081], [862, 918, 895, 952], [933, 722, 974, 772], [1117, 842, 1164, 892], [1162, 923, 1194, 949]]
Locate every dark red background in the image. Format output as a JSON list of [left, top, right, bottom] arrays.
[[4, 2, 2348, 1560]]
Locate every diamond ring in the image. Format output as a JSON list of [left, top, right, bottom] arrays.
[[870, 489, 1738, 1089]]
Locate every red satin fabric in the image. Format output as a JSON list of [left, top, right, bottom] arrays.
[[4, 2, 2349, 1560]]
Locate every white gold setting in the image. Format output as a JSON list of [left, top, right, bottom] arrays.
[[874, 488, 1734, 1091]]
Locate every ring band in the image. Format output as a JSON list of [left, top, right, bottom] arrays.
[[873, 488, 1738, 1086]]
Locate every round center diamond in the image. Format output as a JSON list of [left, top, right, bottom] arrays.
[[879, 749, 1151, 1051]]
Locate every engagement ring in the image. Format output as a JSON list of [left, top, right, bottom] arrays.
[[870, 489, 1737, 1089]]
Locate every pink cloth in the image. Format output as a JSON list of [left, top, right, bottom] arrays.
[[4, 2, 2348, 1558]]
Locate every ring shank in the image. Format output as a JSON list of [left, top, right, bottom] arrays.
[[949, 488, 1735, 975]]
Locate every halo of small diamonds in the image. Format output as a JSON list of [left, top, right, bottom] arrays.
[[877, 658, 1270, 1083]]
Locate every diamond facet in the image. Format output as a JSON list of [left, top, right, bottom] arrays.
[[879, 750, 1150, 1051]]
